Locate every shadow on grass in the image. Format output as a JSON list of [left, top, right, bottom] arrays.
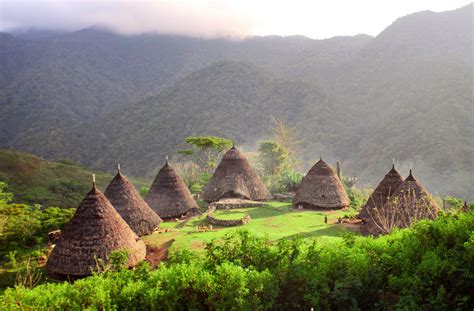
[[243, 208, 292, 220], [281, 225, 346, 240], [186, 216, 207, 227], [211, 208, 287, 221]]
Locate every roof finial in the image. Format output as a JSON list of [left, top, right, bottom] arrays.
[[232, 140, 235, 148], [463, 201, 470, 212], [92, 173, 96, 189], [165, 154, 169, 165], [117, 163, 121, 173], [392, 158, 395, 169], [320, 155, 322, 161]]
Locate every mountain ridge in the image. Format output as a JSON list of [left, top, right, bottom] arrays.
[[0, 4, 472, 198]]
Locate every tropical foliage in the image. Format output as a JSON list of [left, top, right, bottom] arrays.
[[1, 213, 472, 310]]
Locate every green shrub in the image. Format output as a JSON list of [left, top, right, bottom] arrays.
[[1, 213, 472, 310]]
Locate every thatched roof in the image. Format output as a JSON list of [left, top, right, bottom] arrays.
[[202, 146, 270, 203], [145, 160, 200, 219], [358, 164, 403, 220], [361, 170, 440, 235], [293, 159, 349, 209], [104, 167, 162, 236], [390, 170, 440, 211], [46, 183, 146, 276]]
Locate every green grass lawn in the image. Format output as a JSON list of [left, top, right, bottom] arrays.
[[143, 201, 355, 254]]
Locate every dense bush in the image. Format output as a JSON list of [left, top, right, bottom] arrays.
[[1, 212, 472, 310], [0, 183, 75, 291], [0, 202, 74, 252]]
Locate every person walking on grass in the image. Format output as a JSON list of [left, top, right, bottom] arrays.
[[324, 215, 328, 224]]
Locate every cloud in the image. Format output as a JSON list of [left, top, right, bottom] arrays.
[[0, 0, 470, 39], [0, 0, 259, 38]]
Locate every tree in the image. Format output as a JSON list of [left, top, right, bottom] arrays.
[[174, 161, 200, 189], [270, 117, 302, 169], [177, 136, 232, 173], [0, 182, 13, 204], [258, 141, 290, 178], [336, 161, 358, 189]]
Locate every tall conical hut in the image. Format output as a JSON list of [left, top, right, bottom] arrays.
[[293, 158, 349, 210], [46, 176, 146, 276], [358, 163, 403, 221], [202, 145, 270, 203], [363, 169, 440, 235], [104, 165, 162, 236], [145, 158, 200, 219], [389, 169, 440, 212]]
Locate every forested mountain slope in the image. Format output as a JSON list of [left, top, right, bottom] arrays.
[[0, 4, 472, 198]]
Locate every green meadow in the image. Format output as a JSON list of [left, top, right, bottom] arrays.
[[143, 201, 352, 254]]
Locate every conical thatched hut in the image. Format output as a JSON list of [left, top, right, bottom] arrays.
[[145, 159, 200, 219], [46, 181, 146, 276], [362, 170, 440, 235], [358, 164, 403, 221], [202, 146, 270, 203], [104, 166, 162, 236], [390, 170, 440, 212], [293, 158, 349, 210]]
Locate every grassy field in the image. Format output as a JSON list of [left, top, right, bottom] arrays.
[[143, 201, 355, 254]]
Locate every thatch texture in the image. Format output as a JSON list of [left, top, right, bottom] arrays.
[[390, 170, 440, 212], [46, 184, 146, 276], [105, 170, 162, 236], [362, 170, 440, 235], [145, 161, 200, 219], [358, 165, 403, 221], [202, 146, 270, 203], [293, 159, 349, 210]]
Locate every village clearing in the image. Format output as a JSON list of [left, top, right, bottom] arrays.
[[143, 201, 355, 257]]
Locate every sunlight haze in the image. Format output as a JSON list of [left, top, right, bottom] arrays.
[[1, 0, 470, 38]]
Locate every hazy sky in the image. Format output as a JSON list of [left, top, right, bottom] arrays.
[[0, 0, 470, 38]]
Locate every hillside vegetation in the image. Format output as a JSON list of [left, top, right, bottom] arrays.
[[0, 4, 472, 199], [0, 149, 146, 208], [1, 213, 472, 310]]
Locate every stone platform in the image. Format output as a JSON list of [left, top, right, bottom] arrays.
[[209, 198, 266, 210]]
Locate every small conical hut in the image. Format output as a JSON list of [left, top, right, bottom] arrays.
[[358, 164, 403, 221], [104, 165, 162, 236], [46, 180, 146, 276], [145, 159, 200, 219], [293, 158, 349, 210], [202, 146, 270, 203]]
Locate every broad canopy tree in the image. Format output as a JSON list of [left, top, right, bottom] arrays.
[[177, 136, 233, 173]]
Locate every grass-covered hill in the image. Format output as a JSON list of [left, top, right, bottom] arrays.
[[0, 4, 472, 199], [0, 149, 147, 208]]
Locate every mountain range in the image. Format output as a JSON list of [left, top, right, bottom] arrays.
[[0, 4, 472, 199]]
